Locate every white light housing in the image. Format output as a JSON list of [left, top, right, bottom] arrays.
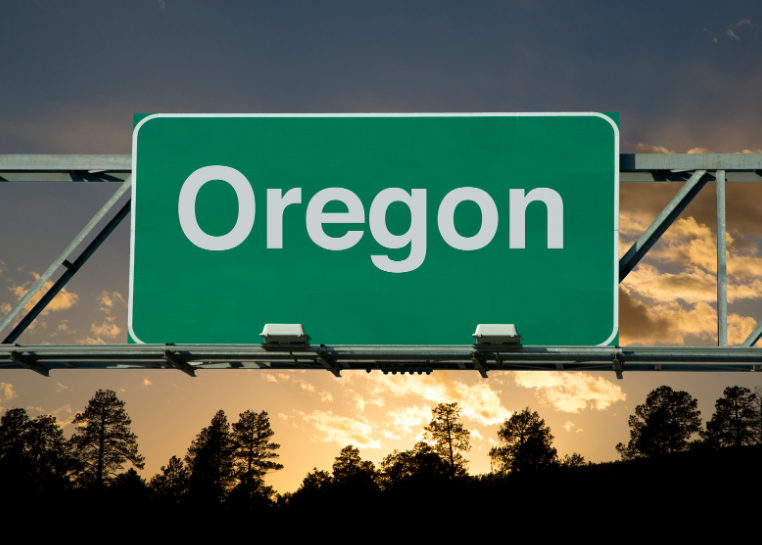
[[260, 324, 310, 344], [473, 324, 521, 345]]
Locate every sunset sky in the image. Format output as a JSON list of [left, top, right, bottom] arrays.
[[2, 0, 762, 494]]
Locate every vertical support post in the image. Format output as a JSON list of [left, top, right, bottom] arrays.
[[717, 170, 727, 347]]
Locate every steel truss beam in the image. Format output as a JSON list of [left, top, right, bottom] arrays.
[[2, 154, 762, 375], [0, 344, 760, 376]]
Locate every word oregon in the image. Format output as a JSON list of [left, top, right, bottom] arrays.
[[178, 165, 564, 274]]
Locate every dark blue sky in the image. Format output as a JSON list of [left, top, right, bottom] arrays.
[[1, 0, 761, 152]]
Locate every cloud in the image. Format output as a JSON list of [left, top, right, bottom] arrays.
[[687, 147, 713, 154], [303, 410, 380, 449], [564, 421, 575, 432], [727, 28, 740, 41], [7, 272, 79, 317], [52, 405, 75, 428], [56, 382, 68, 392], [98, 291, 126, 313], [91, 317, 121, 338], [620, 288, 758, 345], [626, 142, 674, 154], [512, 372, 626, 413], [353, 372, 511, 425], [76, 336, 106, 345], [619, 200, 762, 346], [386, 405, 431, 432], [142, 377, 152, 388], [57, 320, 69, 332], [736, 20, 752, 28], [319, 391, 333, 403], [0, 382, 17, 401]]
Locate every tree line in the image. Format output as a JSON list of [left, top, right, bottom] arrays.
[[1, 384, 762, 516]]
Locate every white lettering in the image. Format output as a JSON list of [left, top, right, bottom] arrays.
[[509, 188, 564, 249], [369, 188, 427, 273], [437, 187, 498, 251], [306, 188, 365, 251], [267, 188, 302, 249], [178, 165, 255, 251]]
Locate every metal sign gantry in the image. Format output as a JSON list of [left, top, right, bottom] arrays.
[[1, 153, 761, 378]]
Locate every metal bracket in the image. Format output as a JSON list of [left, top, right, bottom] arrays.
[[471, 351, 488, 378], [613, 353, 624, 380], [10, 350, 49, 377], [163, 348, 196, 377], [317, 345, 342, 378]]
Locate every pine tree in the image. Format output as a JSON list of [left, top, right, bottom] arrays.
[[616, 385, 702, 459], [231, 410, 283, 494], [70, 389, 145, 489], [185, 409, 236, 502], [423, 402, 471, 476], [150, 455, 190, 503], [379, 441, 450, 488], [0, 408, 32, 489], [702, 386, 757, 447], [332, 445, 377, 484], [24, 414, 74, 491], [489, 407, 557, 473]]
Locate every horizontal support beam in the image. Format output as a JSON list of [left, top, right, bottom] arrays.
[[1, 344, 760, 375], [2, 155, 761, 182], [0, 154, 131, 171], [620, 153, 762, 171]]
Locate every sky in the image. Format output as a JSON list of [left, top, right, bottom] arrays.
[[1, 0, 762, 494]]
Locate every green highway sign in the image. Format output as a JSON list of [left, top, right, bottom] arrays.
[[129, 114, 618, 346]]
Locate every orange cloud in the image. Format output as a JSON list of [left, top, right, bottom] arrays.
[[8, 273, 79, 316], [512, 372, 626, 413], [303, 410, 380, 449], [354, 372, 511, 425], [91, 317, 121, 338]]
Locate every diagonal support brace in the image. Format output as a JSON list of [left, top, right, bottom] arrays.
[[11, 350, 49, 377], [0, 176, 132, 340], [619, 170, 707, 282], [2, 198, 132, 344], [742, 320, 762, 347], [317, 345, 341, 377], [163, 348, 196, 377], [471, 351, 488, 378]]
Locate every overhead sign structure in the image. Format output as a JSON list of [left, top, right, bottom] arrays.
[[129, 113, 619, 346]]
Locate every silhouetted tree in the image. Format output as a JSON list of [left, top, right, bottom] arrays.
[[150, 455, 190, 503], [751, 387, 762, 445], [423, 402, 471, 476], [616, 385, 701, 459], [297, 467, 333, 495], [560, 452, 586, 468], [185, 409, 235, 502], [24, 414, 74, 492], [332, 444, 377, 484], [379, 441, 450, 488], [490, 407, 557, 473], [109, 467, 151, 504], [232, 410, 283, 496], [0, 408, 32, 489], [70, 389, 145, 489], [702, 386, 757, 448]]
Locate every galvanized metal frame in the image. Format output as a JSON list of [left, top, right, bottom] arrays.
[[2, 153, 762, 378]]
